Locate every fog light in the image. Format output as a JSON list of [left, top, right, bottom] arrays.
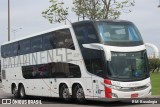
[[110, 93, 118, 98]]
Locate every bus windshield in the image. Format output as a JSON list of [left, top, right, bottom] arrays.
[[107, 50, 149, 81], [97, 21, 143, 46]]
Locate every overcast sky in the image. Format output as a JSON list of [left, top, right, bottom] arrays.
[[0, 0, 160, 48]]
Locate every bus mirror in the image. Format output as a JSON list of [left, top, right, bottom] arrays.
[[82, 43, 111, 61], [145, 43, 159, 59]]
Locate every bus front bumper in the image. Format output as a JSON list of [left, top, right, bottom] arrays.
[[109, 86, 152, 98]]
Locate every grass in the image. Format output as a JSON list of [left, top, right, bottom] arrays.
[[150, 72, 160, 95]]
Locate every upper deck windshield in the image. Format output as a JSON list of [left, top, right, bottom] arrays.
[[97, 21, 143, 46]]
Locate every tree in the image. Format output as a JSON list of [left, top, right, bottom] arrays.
[[42, 0, 68, 23], [73, 0, 135, 20], [102, 0, 135, 19], [42, 0, 135, 23], [72, 0, 103, 20], [149, 58, 160, 73]]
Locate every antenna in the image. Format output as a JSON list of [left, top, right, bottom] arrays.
[[64, 16, 72, 25]]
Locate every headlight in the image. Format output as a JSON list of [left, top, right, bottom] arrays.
[[104, 84, 121, 90], [110, 93, 118, 98]]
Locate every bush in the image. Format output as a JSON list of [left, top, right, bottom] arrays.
[[148, 58, 160, 73]]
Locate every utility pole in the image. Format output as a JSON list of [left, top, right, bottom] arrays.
[[8, 0, 10, 41], [158, 0, 160, 7]]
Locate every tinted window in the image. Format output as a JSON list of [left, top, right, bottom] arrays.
[[68, 63, 81, 78], [54, 29, 75, 50], [96, 21, 143, 46], [51, 63, 81, 78], [31, 36, 42, 52], [98, 22, 142, 41], [22, 62, 81, 79], [22, 64, 52, 79], [73, 24, 105, 77], [43, 29, 75, 50], [11, 42, 19, 56], [73, 25, 99, 47], [1, 29, 75, 58], [43, 33, 56, 50], [20, 39, 31, 54], [2, 45, 13, 57], [83, 49, 105, 77], [1, 45, 7, 58], [6, 45, 12, 57]]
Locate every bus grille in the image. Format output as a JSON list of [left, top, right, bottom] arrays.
[[120, 85, 149, 92]]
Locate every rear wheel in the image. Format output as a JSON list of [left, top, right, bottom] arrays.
[[19, 85, 26, 99], [59, 84, 71, 102], [73, 85, 86, 103], [12, 85, 19, 98]]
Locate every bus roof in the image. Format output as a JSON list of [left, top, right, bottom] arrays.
[[2, 25, 72, 46], [2, 19, 133, 46], [72, 19, 133, 25]]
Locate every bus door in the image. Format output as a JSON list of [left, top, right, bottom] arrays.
[[90, 50, 106, 98], [92, 75, 103, 98]]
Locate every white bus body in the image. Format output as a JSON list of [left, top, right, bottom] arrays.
[[1, 20, 151, 102]]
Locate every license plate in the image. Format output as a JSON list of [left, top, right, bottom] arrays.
[[131, 94, 138, 98]]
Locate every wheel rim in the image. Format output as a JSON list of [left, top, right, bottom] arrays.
[[20, 87, 24, 97], [76, 88, 84, 100], [13, 87, 17, 96], [62, 86, 70, 99]]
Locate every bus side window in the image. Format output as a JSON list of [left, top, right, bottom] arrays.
[[69, 63, 81, 78], [55, 29, 75, 50], [43, 33, 55, 50], [1, 45, 7, 58], [53, 63, 68, 78], [12, 42, 19, 56], [50, 62, 81, 78], [73, 24, 105, 77], [20, 39, 31, 55], [63, 29, 75, 50], [7, 45, 11, 57], [31, 36, 43, 52]]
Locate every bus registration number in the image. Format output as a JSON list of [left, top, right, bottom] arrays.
[[131, 94, 138, 98]]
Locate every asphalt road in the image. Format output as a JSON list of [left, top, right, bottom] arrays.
[[0, 87, 160, 107]]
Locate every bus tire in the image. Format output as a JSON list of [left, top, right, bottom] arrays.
[[73, 84, 86, 103], [59, 84, 71, 102], [12, 85, 19, 98], [19, 85, 26, 99]]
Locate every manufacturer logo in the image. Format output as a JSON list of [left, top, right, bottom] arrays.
[[1, 99, 42, 104], [132, 87, 137, 91], [2, 99, 11, 104]]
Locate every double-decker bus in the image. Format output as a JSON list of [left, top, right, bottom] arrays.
[[1, 20, 151, 102]]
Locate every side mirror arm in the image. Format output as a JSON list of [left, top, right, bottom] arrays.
[[145, 43, 159, 59]]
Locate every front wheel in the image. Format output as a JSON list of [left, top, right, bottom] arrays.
[[73, 85, 86, 103]]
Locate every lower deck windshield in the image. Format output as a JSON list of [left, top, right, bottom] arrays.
[[107, 50, 149, 81]]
